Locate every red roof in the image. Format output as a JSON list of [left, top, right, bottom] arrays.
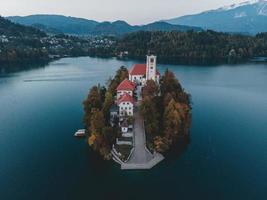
[[129, 64, 160, 76], [118, 93, 134, 104], [116, 79, 135, 91], [129, 64, 146, 75]]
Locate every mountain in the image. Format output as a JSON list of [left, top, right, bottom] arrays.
[[31, 23, 63, 34], [165, 0, 267, 34], [0, 16, 110, 64], [139, 22, 201, 32], [7, 15, 202, 36], [0, 16, 46, 37], [90, 21, 135, 35], [91, 21, 202, 35], [7, 15, 99, 35]]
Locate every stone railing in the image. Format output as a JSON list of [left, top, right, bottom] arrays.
[[116, 138, 132, 145], [122, 132, 133, 138]]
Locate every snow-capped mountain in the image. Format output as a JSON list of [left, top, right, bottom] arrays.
[[219, 0, 262, 11], [165, 0, 267, 34]]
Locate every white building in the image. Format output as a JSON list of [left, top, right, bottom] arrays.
[[117, 93, 134, 116], [128, 55, 160, 86], [121, 120, 129, 133], [0, 35, 9, 43], [116, 78, 135, 100]]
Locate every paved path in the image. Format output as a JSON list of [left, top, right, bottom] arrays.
[[120, 86, 164, 170], [127, 112, 153, 164]]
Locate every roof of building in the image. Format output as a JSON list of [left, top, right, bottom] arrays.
[[129, 64, 160, 76], [121, 120, 128, 128], [118, 93, 134, 104], [116, 79, 135, 91], [129, 64, 146, 75]]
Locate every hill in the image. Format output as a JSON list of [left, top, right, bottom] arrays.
[[7, 15, 98, 35], [115, 31, 267, 64], [0, 16, 46, 37], [7, 15, 202, 35], [0, 17, 116, 64], [165, 0, 267, 35]]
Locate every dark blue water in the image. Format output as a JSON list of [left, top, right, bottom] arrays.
[[0, 57, 266, 200]]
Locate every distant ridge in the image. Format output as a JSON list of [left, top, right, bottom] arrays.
[[7, 14, 202, 35], [7, 15, 98, 35], [164, 0, 267, 34]]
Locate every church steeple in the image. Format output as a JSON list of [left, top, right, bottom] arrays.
[[146, 55, 157, 81]]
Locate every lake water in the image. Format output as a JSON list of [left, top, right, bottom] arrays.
[[0, 57, 266, 200]]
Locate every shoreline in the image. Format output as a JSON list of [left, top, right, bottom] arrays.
[[1, 55, 266, 71]]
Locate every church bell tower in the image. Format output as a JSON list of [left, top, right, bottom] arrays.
[[146, 55, 157, 81]]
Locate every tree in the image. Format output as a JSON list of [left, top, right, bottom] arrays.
[[99, 85, 107, 103], [160, 69, 182, 98], [108, 66, 129, 95], [88, 134, 96, 146], [91, 109, 105, 134], [160, 69, 190, 104], [102, 91, 114, 124], [163, 98, 183, 141], [142, 79, 159, 98], [83, 86, 102, 129], [140, 96, 159, 136], [102, 126, 117, 145], [154, 136, 170, 153]]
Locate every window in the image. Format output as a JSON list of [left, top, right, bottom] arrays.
[[150, 58, 154, 63], [150, 67, 153, 69]]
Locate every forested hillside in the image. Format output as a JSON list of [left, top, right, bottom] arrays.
[[116, 31, 267, 64], [0, 17, 115, 64], [1, 15, 267, 65]]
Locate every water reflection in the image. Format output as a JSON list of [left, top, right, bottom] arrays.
[[0, 61, 48, 74]]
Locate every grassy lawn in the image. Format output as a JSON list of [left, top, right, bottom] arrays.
[[114, 144, 133, 161]]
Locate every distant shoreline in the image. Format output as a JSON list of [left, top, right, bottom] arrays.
[[1, 55, 267, 72]]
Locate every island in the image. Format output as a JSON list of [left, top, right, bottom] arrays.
[[83, 54, 191, 169]]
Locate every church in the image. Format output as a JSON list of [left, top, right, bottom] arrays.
[[115, 55, 160, 117], [128, 55, 160, 86]]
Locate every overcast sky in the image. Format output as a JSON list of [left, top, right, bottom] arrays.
[[0, 0, 248, 24]]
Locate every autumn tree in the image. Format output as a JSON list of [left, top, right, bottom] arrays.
[[83, 86, 102, 129], [108, 66, 129, 95], [161, 69, 190, 104], [140, 96, 159, 136], [154, 136, 170, 153], [90, 109, 105, 134], [142, 79, 159, 98], [102, 91, 114, 124]]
